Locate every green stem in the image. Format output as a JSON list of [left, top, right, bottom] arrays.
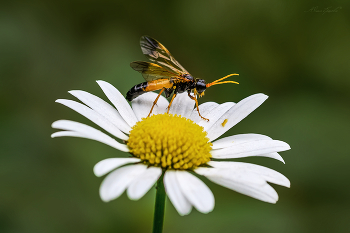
[[152, 172, 166, 233]]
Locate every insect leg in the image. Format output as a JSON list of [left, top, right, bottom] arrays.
[[167, 92, 177, 114], [187, 91, 209, 121], [147, 87, 165, 117]]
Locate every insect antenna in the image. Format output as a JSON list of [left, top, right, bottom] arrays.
[[206, 73, 239, 88]]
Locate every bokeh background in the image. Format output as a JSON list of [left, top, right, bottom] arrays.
[[1, 0, 350, 232]]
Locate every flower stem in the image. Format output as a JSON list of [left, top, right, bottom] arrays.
[[152, 172, 166, 233]]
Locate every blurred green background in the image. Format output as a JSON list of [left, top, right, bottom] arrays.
[[1, 0, 350, 232]]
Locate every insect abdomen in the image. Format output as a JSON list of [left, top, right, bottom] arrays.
[[126, 79, 173, 101], [126, 82, 149, 101]]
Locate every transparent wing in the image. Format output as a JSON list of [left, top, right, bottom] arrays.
[[130, 61, 178, 81], [140, 36, 189, 75]]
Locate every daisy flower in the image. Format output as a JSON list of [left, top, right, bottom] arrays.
[[51, 80, 290, 216]]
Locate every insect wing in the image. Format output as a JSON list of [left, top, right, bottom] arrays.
[[140, 36, 189, 75], [130, 61, 177, 81]]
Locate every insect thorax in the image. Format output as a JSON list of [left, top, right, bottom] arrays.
[[171, 77, 194, 93]]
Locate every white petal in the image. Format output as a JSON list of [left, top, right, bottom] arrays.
[[258, 152, 285, 163], [51, 131, 128, 151], [164, 171, 192, 216], [195, 167, 265, 185], [94, 158, 141, 177], [208, 161, 290, 187], [210, 139, 290, 162], [208, 176, 278, 203], [211, 134, 272, 149], [56, 99, 128, 140], [99, 164, 147, 202], [51, 131, 81, 138], [168, 92, 194, 118], [131, 92, 169, 121], [127, 167, 162, 200], [196, 167, 278, 203], [206, 94, 269, 141], [197, 102, 235, 131], [176, 171, 215, 214], [69, 90, 131, 134], [189, 102, 219, 123], [97, 80, 138, 127], [51, 120, 129, 152]]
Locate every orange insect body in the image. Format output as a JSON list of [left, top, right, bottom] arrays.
[[144, 79, 173, 92]]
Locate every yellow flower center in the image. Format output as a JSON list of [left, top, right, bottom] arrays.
[[127, 113, 212, 170]]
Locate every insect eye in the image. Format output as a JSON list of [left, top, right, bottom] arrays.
[[196, 79, 206, 93]]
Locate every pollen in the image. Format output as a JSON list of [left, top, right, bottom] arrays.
[[221, 119, 228, 127], [127, 113, 212, 170]]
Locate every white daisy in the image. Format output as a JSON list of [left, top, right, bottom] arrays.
[[51, 80, 290, 216]]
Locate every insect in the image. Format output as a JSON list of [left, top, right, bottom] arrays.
[[126, 35, 239, 121]]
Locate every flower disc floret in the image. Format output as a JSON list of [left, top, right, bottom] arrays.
[[127, 113, 212, 170]]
